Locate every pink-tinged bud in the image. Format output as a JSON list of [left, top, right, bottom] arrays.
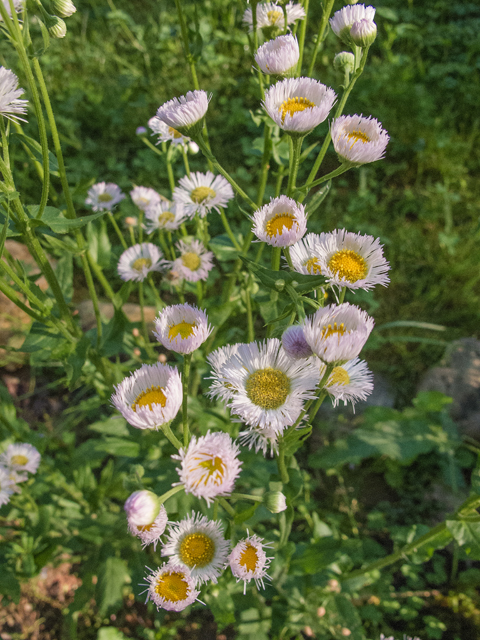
[[317, 606, 326, 617], [136, 126, 147, 135], [282, 325, 313, 359], [341, 629, 351, 637], [350, 18, 377, 47], [124, 490, 160, 526]]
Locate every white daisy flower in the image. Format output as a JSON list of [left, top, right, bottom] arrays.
[[313, 229, 390, 291], [148, 116, 190, 146], [155, 90, 210, 136], [228, 534, 273, 594], [302, 302, 374, 364], [144, 562, 200, 612], [255, 35, 299, 76], [172, 431, 242, 505], [85, 182, 126, 212], [161, 512, 230, 585], [282, 325, 313, 360], [289, 232, 326, 275], [0, 0, 23, 21], [221, 338, 320, 433], [0, 67, 28, 123], [0, 466, 15, 507], [319, 357, 373, 408], [0, 443, 41, 475], [330, 4, 376, 45], [252, 195, 307, 247], [173, 171, 234, 219], [130, 186, 161, 211], [128, 504, 168, 550], [243, 2, 306, 32], [144, 200, 186, 233], [153, 303, 212, 355], [207, 344, 243, 403], [111, 362, 183, 430], [238, 423, 279, 456], [331, 115, 390, 165], [117, 242, 166, 282], [263, 77, 336, 134], [171, 238, 214, 283]]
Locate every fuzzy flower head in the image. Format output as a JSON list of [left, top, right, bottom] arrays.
[[313, 229, 390, 291], [330, 4, 376, 46], [148, 116, 190, 146], [207, 343, 243, 403], [243, 2, 306, 33], [85, 182, 125, 212], [0, 67, 28, 123], [153, 303, 212, 355], [331, 115, 389, 165], [144, 563, 200, 612], [130, 186, 161, 211], [0, 466, 15, 507], [255, 35, 299, 76], [161, 512, 230, 585], [172, 238, 214, 283], [128, 504, 168, 550], [112, 362, 183, 430], [264, 77, 336, 134], [156, 90, 210, 136], [320, 357, 374, 409], [117, 243, 166, 282], [173, 171, 234, 219], [252, 195, 307, 247], [144, 200, 186, 233], [0, 443, 41, 475], [282, 325, 313, 360], [289, 232, 326, 276], [303, 302, 374, 364], [173, 431, 242, 505], [228, 534, 273, 594]]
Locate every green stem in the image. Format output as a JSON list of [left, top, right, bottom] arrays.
[[307, 0, 335, 77], [148, 274, 164, 310], [182, 353, 192, 448], [283, 246, 294, 270], [338, 287, 346, 304], [245, 274, 254, 342], [196, 280, 203, 306], [296, 0, 310, 76], [165, 143, 176, 194], [277, 443, 290, 484], [301, 163, 352, 193], [0, 277, 46, 324], [162, 422, 183, 450], [256, 123, 272, 207], [219, 497, 236, 517], [138, 209, 144, 244], [86, 251, 117, 304], [219, 207, 241, 251], [229, 493, 263, 503], [181, 144, 190, 178], [139, 281, 155, 359], [158, 483, 184, 504], [108, 212, 128, 250], [251, 0, 265, 100], [286, 136, 304, 197], [271, 246, 281, 271]]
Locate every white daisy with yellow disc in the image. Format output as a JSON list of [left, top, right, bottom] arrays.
[[161, 512, 230, 585], [331, 115, 389, 165], [320, 357, 374, 408], [130, 186, 161, 211], [111, 362, 183, 430], [243, 2, 306, 32], [85, 181, 125, 212], [173, 171, 234, 219], [0, 442, 41, 476], [148, 116, 190, 147], [207, 343, 243, 403], [155, 90, 210, 136], [252, 195, 307, 247], [153, 303, 212, 355], [117, 242, 167, 282], [228, 534, 273, 593], [0, 466, 15, 507], [289, 232, 327, 276], [144, 562, 200, 612], [144, 200, 186, 233], [172, 238, 214, 283]]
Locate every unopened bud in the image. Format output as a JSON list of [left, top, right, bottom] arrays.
[[275, 279, 285, 291], [350, 18, 377, 47], [188, 141, 199, 154], [341, 629, 351, 637], [133, 348, 141, 357], [132, 328, 140, 338], [327, 578, 341, 592], [317, 606, 326, 617], [124, 490, 161, 526], [136, 126, 147, 136], [158, 353, 167, 363], [334, 51, 355, 74], [47, 15, 67, 38], [303, 627, 314, 638], [264, 491, 287, 513], [52, 0, 76, 17], [124, 216, 137, 227]]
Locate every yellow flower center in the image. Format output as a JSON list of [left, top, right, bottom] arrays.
[[279, 97, 315, 123], [138, 197, 150, 205], [98, 192, 113, 202], [154, 571, 189, 603], [303, 257, 321, 274], [179, 533, 215, 568], [345, 129, 371, 148], [328, 366, 350, 387], [239, 544, 259, 572], [11, 455, 28, 466], [267, 9, 283, 25], [168, 126, 183, 139], [246, 367, 290, 410], [193, 455, 225, 486], [132, 257, 152, 272], [181, 252, 201, 271], [158, 211, 175, 225], [265, 212, 296, 238], [132, 386, 167, 412], [328, 249, 367, 283], [191, 186, 216, 204], [321, 322, 347, 339], [168, 321, 196, 340], [137, 522, 154, 532]]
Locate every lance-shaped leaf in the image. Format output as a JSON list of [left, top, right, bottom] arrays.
[[240, 256, 326, 295]]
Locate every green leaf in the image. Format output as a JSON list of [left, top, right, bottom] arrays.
[[240, 256, 326, 295], [98, 628, 128, 640], [291, 538, 341, 574], [0, 209, 9, 259], [56, 253, 73, 303], [99, 308, 128, 357], [209, 234, 239, 262], [27, 205, 107, 233], [97, 557, 129, 616], [89, 416, 129, 437], [0, 570, 21, 603], [304, 181, 331, 217], [0, 208, 20, 237], [11, 132, 59, 174], [95, 437, 140, 458], [66, 334, 90, 387], [472, 454, 480, 495], [87, 220, 111, 268], [446, 517, 480, 559], [21, 322, 63, 353]]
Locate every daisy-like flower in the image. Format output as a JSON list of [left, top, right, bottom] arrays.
[[85, 182, 125, 211], [239, 423, 279, 456], [111, 362, 183, 430], [0, 67, 28, 123], [161, 512, 230, 585], [130, 186, 161, 211], [255, 35, 299, 76], [0, 0, 23, 21], [320, 357, 373, 408], [148, 116, 190, 146], [330, 4, 376, 45], [144, 562, 200, 612], [302, 302, 374, 364], [173, 431, 242, 505], [173, 171, 234, 219], [144, 200, 186, 233], [156, 90, 210, 136], [172, 238, 214, 283], [153, 303, 212, 355], [0, 443, 41, 475], [252, 195, 307, 247], [263, 77, 336, 134], [313, 229, 390, 291], [221, 338, 320, 432], [117, 243, 166, 282], [207, 343, 242, 403], [243, 2, 306, 32], [331, 115, 389, 165], [228, 534, 273, 594], [128, 504, 168, 550], [0, 466, 15, 507], [282, 325, 313, 360], [289, 232, 326, 275]]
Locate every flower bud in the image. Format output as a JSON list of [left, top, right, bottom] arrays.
[[52, 0, 76, 18], [47, 15, 67, 38], [136, 126, 147, 136], [188, 141, 199, 154], [350, 18, 377, 47], [282, 325, 313, 360], [124, 490, 161, 526], [333, 51, 355, 74], [263, 490, 287, 513]]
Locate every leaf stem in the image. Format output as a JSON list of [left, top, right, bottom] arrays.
[[182, 353, 192, 448], [307, 0, 335, 77]]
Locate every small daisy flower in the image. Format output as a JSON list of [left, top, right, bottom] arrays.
[[128, 504, 168, 550], [313, 229, 390, 291], [263, 77, 336, 134], [331, 115, 390, 165], [252, 195, 307, 247], [161, 512, 230, 585], [320, 357, 373, 408], [0, 466, 15, 507], [255, 35, 299, 76], [117, 243, 166, 282], [330, 4, 376, 45], [130, 186, 161, 211], [0, 67, 28, 123], [173, 431, 242, 505], [303, 302, 374, 364], [85, 182, 125, 211], [239, 423, 279, 456], [111, 362, 183, 430], [207, 343, 243, 403], [144, 200, 186, 233], [173, 171, 234, 219], [172, 238, 214, 283], [153, 303, 212, 355], [289, 233, 326, 275], [282, 325, 313, 360], [221, 338, 320, 433], [156, 90, 210, 136], [0, 443, 41, 475], [228, 534, 273, 594], [144, 562, 200, 612], [243, 2, 306, 32], [148, 116, 190, 146]]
